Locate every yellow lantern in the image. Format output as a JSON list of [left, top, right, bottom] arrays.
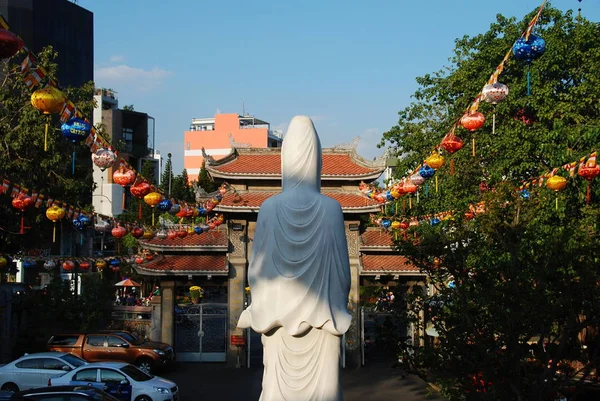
[[144, 191, 163, 226], [142, 229, 155, 240], [96, 260, 107, 270], [31, 86, 67, 151], [46, 205, 66, 243], [546, 175, 567, 191], [546, 175, 567, 210], [391, 221, 401, 230], [424, 152, 446, 170]]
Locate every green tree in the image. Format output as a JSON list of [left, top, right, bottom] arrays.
[[171, 168, 195, 203], [159, 153, 174, 197], [122, 104, 134, 111], [196, 160, 217, 193], [0, 46, 96, 254], [381, 7, 600, 401]]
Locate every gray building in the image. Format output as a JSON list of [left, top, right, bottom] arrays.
[[0, 0, 93, 87]]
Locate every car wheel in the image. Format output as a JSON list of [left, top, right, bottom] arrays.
[[1, 382, 19, 392], [136, 357, 153, 374], [135, 395, 153, 401]]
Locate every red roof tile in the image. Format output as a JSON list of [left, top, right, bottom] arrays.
[[217, 191, 380, 211], [360, 230, 395, 247], [136, 254, 228, 275], [209, 151, 383, 178], [360, 254, 421, 274], [140, 230, 227, 247]]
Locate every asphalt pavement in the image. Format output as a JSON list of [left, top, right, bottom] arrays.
[[161, 360, 445, 401]]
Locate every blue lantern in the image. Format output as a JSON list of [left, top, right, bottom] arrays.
[[157, 199, 173, 212], [168, 203, 180, 215], [201, 224, 210, 232], [61, 118, 91, 143], [381, 219, 391, 229], [430, 217, 441, 226], [194, 226, 203, 234], [520, 189, 530, 199], [214, 193, 223, 201], [419, 164, 435, 179], [197, 206, 207, 215], [385, 191, 395, 201], [78, 215, 91, 226], [513, 34, 546, 63], [73, 218, 84, 230]]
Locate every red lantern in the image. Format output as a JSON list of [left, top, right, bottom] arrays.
[[167, 231, 177, 240], [113, 167, 136, 210], [399, 221, 409, 230], [12, 194, 33, 234], [131, 227, 144, 239], [145, 254, 154, 261], [441, 134, 464, 154], [461, 112, 485, 131], [79, 261, 90, 270], [0, 29, 23, 59], [177, 229, 187, 238], [403, 180, 418, 194], [62, 260, 75, 272], [135, 256, 144, 264], [578, 153, 600, 203], [131, 182, 152, 220], [111, 225, 127, 239]]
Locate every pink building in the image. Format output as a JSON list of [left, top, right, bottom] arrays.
[[184, 114, 283, 182]]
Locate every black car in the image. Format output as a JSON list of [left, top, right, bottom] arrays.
[[8, 386, 119, 401]]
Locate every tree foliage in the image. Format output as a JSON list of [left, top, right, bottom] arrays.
[[382, 7, 600, 401], [0, 46, 96, 254]]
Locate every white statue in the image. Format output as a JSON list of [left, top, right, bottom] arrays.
[[238, 116, 351, 401]]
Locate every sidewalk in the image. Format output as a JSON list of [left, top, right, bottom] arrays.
[[161, 361, 445, 401]]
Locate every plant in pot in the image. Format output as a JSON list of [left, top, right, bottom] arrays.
[[189, 286, 203, 304]]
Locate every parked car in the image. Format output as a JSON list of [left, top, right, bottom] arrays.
[[49, 362, 179, 401], [0, 352, 88, 392], [47, 331, 174, 374], [9, 385, 120, 401]]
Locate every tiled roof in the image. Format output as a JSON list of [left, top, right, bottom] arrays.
[[360, 230, 395, 248], [139, 230, 228, 249], [207, 149, 384, 179], [135, 254, 228, 276], [360, 254, 422, 275], [216, 191, 380, 213]]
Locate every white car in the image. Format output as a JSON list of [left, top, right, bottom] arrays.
[[0, 351, 88, 392], [49, 362, 179, 401]]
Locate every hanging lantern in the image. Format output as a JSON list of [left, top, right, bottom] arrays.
[[177, 229, 188, 238], [109, 259, 120, 272], [78, 215, 91, 227], [145, 254, 154, 262], [440, 134, 464, 174], [0, 256, 7, 269], [142, 229, 155, 240], [419, 165, 435, 179], [0, 29, 23, 59], [31, 86, 67, 152], [92, 148, 117, 172], [578, 153, 600, 204], [131, 227, 145, 239], [135, 256, 144, 264], [61, 118, 91, 143], [94, 219, 112, 232], [79, 261, 90, 270], [43, 259, 56, 271], [403, 180, 418, 194], [513, 34, 546, 63], [111, 224, 127, 239], [194, 226, 203, 234], [461, 112, 485, 132], [144, 192, 164, 226], [96, 260, 107, 270], [482, 83, 509, 105], [62, 260, 75, 272], [46, 205, 65, 243], [176, 207, 188, 219], [131, 181, 152, 220], [424, 152, 445, 170], [168, 203, 181, 216], [391, 221, 401, 231], [12, 194, 33, 235], [113, 166, 136, 210], [156, 229, 168, 240], [167, 230, 177, 240], [157, 199, 173, 212], [546, 175, 567, 192], [430, 217, 441, 226]]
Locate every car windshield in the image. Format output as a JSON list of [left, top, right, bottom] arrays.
[[120, 365, 153, 382], [60, 354, 88, 367], [115, 332, 142, 345]]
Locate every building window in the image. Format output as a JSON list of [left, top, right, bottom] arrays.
[[122, 127, 134, 152]]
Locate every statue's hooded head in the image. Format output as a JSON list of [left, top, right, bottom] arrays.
[[281, 116, 322, 193]]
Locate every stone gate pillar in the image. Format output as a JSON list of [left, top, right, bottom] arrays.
[[345, 221, 361, 368], [227, 220, 249, 367], [160, 280, 176, 347]]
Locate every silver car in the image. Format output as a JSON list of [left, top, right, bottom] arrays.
[[0, 352, 88, 392]]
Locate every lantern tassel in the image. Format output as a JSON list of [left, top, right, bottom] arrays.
[[121, 191, 126, 211], [152, 209, 155, 226], [586, 182, 591, 204], [492, 112, 496, 135], [53, 223, 56, 243], [555, 196, 559, 211], [409, 196, 412, 209], [72, 151, 76, 175], [472, 137, 476, 157], [416, 190, 419, 204], [450, 159, 455, 175], [44, 119, 49, 152], [435, 175, 439, 193]]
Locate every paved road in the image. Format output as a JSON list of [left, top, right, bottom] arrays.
[[161, 361, 445, 401]]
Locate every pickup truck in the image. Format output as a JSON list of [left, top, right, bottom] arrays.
[[47, 331, 175, 374]]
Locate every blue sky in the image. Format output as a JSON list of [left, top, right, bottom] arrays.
[[77, 0, 599, 174]]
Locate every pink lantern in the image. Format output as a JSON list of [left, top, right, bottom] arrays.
[[92, 148, 117, 172], [482, 83, 509, 105]]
